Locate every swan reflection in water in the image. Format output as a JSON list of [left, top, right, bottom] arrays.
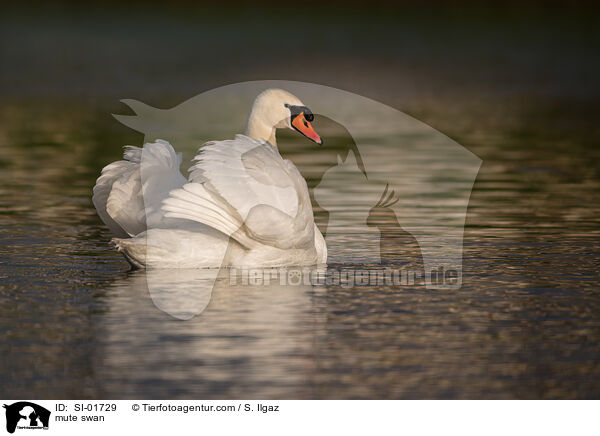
[[141, 267, 220, 320], [106, 266, 326, 320], [95, 265, 327, 397], [131, 266, 328, 320]]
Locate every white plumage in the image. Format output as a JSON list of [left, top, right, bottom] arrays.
[[92, 89, 327, 268], [93, 145, 144, 238]]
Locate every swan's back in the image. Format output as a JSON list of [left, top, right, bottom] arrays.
[[163, 135, 317, 254]]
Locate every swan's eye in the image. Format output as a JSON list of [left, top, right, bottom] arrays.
[[286, 104, 314, 122]]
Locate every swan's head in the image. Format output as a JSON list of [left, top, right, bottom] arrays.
[[246, 88, 322, 146]]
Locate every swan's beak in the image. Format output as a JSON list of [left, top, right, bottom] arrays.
[[292, 112, 322, 145]]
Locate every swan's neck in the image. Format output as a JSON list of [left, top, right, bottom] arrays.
[[245, 112, 277, 147]]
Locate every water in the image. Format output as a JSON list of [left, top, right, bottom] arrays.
[[1, 4, 599, 399]]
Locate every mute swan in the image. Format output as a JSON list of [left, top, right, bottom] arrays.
[[93, 89, 327, 269]]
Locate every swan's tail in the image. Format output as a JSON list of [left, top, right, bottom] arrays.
[[111, 232, 175, 269], [112, 235, 173, 269], [111, 237, 147, 269]]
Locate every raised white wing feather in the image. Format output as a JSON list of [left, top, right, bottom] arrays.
[[93, 146, 145, 237], [163, 135, 314, 250], [93, 140, 187, 237]]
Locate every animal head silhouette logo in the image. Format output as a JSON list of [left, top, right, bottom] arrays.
[[3, 402, 50, 434], [110, 80, 481, 318]]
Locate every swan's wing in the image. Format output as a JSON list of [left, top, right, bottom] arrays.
[[192, 135, 299, 219], [93, 146, 145, 237], [139, 140, 188, 228], [163, 135, 314, 249], [93, 140, 187, 237]]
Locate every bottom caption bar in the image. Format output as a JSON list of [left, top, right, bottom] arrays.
[[0, 400, 597, 435]]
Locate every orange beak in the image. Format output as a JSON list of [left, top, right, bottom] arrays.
[[291, 112, 322, 145]]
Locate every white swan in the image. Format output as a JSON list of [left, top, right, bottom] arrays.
[[93, 89, 327, 268]]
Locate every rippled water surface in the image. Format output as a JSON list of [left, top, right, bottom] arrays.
[[1, 98, 599, 399], [1, 5, 599, 399]]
